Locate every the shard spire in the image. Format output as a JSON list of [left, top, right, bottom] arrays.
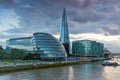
[[60, 8, 70, 57]]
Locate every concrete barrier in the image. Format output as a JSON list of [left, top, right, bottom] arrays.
[[0, 58, 110, 73]]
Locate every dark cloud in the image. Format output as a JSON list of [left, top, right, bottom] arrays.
[[0, 0, 15, 8], [1, 0, 120, 35], [100, 25, 120, 35], [1, 0, 120, 52], [80, 0, 93, 8], [69, 8, 105, 23], [48, 0, 93, 9], [0, 0, 94, 31]]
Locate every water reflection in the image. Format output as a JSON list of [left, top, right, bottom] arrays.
[[0, 61, 120, 80], [103, 59, 120, 80], [68, 66, 74, 80]]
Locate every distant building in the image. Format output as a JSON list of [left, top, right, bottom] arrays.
[[72, 40, 104, 57], [6, 32, 67, 59], [6, 37, 33, 53], [60, 8, 70, 57], [104, 48, 111, 58]]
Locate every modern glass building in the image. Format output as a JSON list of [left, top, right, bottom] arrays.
[[72, 41, 85, 56], [72, 40, 104, 57], [6, 37, 33, 53], [32, 32, 67, 59], [95, 42, 104, 57], [6, 32, 67, 59], [60, 8, 70, 57]]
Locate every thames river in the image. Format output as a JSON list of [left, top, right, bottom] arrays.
[[0, 59, 120, 80]]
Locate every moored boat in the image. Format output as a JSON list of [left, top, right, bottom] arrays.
[[101, 61, 119, 66]]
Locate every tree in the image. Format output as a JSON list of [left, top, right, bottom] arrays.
[[10, 48, 25, 60], [104, 53, 109, 58], [23, 52, 41, 60], [23, 53, 33, 60], [33, 53, 41, 60], [0, 50, 6, 60], [0, 46, 3, 50]]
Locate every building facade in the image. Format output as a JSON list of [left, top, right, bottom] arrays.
[[6, 37, 33, 53], [6, 32, 67, 59], [60, 8, 70, 57], [72, 40, 104, 57], [32, 32, 67, 59]]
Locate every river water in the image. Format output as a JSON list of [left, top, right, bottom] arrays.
[[0, 59, 120, 80]]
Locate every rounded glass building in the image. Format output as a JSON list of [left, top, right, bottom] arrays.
[[32, 32, 67, 59]]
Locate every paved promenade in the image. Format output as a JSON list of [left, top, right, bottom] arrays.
[[0, 57, 110, 73]]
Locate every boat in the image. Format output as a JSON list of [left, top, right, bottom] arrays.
[[101, 61, 119, 66]]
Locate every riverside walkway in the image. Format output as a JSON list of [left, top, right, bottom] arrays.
[[0, 57, 110, 73]]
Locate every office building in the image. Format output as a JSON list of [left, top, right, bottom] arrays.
[[6, 32, 67, 59], [72, 40, 104, 57], [6, 37, 33, 53], [32, 32, 67, 59], [60, 8, 70, 57]]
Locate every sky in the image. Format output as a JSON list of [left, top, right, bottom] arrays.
[[0, 0, 120, 53]]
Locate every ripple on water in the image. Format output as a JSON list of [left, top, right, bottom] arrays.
[[0, 61, 120, 80]]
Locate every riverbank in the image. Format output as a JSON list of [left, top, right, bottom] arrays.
[[0, 58, 110, 73]]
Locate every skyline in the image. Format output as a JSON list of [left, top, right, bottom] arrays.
[[0, 0, 120, 52]]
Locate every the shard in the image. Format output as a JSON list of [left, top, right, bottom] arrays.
[[60, 8, 70, 57]]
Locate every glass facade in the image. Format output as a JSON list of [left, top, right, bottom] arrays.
[[6, 37, 33, 52], [32, 32, 67, 59], [72, 40, 104, 57], [72, 41, 85, 56], [60, 8, 70, 56], [6, 32, 67, 59]]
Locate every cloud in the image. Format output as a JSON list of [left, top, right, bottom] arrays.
[[70, 33, 120, 41], [99, 23, 120, 35], [69, 8, 105, 23], [108, 23, 119, 30], [1, 0, 120, 52], [1, 0, 120, 35], [0, 0, 15, 8]]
